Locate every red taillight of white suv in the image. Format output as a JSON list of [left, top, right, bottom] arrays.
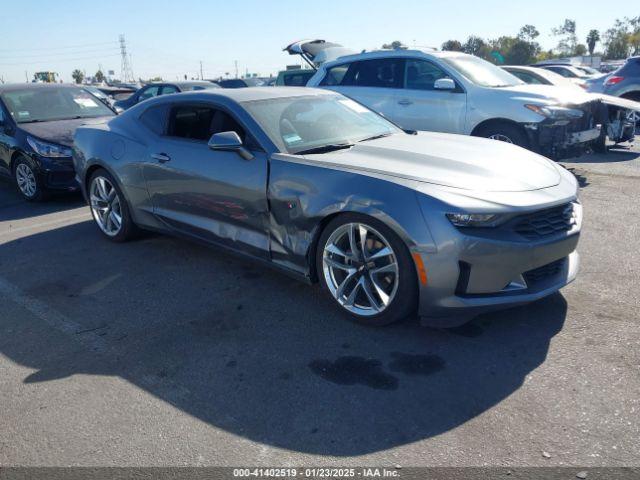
[[605, 76, 624, 86]]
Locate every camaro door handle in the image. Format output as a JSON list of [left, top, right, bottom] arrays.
[[151, 153, 171, 163], [398, 99, 413, 106]]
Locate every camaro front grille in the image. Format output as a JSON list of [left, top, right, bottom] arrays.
[[513, 203, 575, 240], [523, 258, 566, 285]]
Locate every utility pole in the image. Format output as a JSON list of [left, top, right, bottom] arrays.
[[234, 60, 238, 79], [200, 61, 203, 80]]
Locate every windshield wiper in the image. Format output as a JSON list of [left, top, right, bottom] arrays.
[[359, 133, 393, 142], [295, 143, 355, 155]]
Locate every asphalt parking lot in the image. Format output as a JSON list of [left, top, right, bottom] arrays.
[[0, 144, 638, 467]]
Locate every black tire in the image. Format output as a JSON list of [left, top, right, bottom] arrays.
[[592, 129, 607, 153], [475, 122, 529, 149], [315, 213, 418, 326], [13, 155, 48, 202], [87, 168, 139, 242], [621, 93, 640, 132]]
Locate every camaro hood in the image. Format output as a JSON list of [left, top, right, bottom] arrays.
[[304, 132, 561, 192], [499, 84, 640, 111], [19, 116, 113, 147]]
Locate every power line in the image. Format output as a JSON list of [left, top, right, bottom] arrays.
[[0, 54, 120, 66], [0, 48, 120, 60], [0, 41, 118, 53]]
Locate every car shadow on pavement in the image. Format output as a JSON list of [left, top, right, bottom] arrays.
[[0, 221, 567, 456], [0, 177, 85, 222], [569, 148, 638, 164]]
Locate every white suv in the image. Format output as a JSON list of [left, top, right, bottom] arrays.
[[303, 47, 636, 158]]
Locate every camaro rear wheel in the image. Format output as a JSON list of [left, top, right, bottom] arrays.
[[88, 169, 137, 242], [316, 214, 417, 326]]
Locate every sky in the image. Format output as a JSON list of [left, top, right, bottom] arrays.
[[0, 0, 632, 83]]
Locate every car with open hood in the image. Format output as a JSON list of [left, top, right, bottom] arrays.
[[0, 83, 116, 201], [287, 41, 640, 159], [73, 87, 581, 327]]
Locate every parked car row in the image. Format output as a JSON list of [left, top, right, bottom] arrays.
[[71, 86, 583, 327], [0, 78, 585, 327], [4, 42, 638, 328], [284, 40, 640, 159]]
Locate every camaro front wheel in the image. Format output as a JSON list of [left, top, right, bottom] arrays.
[[88, 169, 138, 242], [316, 214, 418, 326]]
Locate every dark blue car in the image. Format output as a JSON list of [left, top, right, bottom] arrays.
[[113, 81, 219, 111], [0, 83, 116, 201]]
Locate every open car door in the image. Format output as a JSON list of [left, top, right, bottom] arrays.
[[284, 39, 356, 69]]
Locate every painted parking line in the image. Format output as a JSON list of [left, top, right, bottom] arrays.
[[0, 211, 91, 240], [0, 275, 109, 354]]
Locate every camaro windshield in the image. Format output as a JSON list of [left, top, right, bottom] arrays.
[[1, 87, 115, 123], [442, 55, 523, 88], [242, 95, 401, 154]]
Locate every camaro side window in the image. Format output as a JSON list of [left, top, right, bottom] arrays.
[[166, 105, 246, 143], [405, 60, 450, 90]]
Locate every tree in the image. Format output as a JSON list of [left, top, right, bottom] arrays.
[[95, 70, 105, 83], [382, 40, 404, 50], [629, 30, 640, 56], [602, 17, 638, 59], [518, 25, 540, 42], [574, 44, 587, 56], [505, 39, 540, 65], [441, 40, 463, 51], [586, 30, 601, 55], [71, 69, 84, 84], [463, 36, 486, 56], [552, 19, 578, 55]]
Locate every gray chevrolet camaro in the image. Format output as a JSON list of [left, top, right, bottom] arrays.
[[73, 87, 582, 327]]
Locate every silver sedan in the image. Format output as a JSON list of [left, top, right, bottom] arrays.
[[73, 87, 581, 327]]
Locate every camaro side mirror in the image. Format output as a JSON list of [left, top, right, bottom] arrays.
[[208, 131, 253, 160], [434, 78, 456, 91]]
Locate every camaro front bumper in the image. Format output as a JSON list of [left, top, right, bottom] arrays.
[[414, 205, 581, 327]]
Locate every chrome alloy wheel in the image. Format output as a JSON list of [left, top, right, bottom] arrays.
[[90, 176, 123, 237], [16, 163, 37, 198], [488, 133, 514, 143], [322, 222, 399, 317]]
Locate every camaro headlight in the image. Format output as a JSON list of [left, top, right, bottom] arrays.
[[27, 136, 73, 158], [446, 213, 503, 227], [525, 104, 584, 119]]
